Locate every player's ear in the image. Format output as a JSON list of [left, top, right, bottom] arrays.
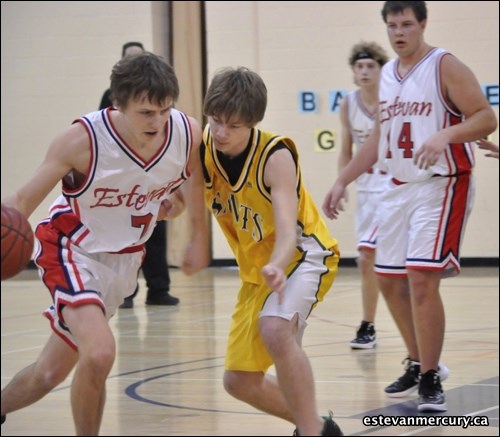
[[113, 100, 125, 112]]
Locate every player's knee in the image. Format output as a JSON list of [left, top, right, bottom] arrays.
[[357, 250, 375, 274], [259, 317, 293, 357], [81, 344, 116, 379], [223, 371, 245, 398]]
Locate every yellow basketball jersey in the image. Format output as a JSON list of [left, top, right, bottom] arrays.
[[202, 126, 338, 284]]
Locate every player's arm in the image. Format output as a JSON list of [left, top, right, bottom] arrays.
[[261, 147, 298, 298], [322, 118, 379, 219], [180, 116, 210, 275], [2, 123, 91, 219], [338, 98, 354, 173], [414, 55, 497, 169]]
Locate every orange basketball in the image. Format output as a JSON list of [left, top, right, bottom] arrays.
[[1, 205, 34, 280]]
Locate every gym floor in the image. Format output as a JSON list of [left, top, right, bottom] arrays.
[[1, 266, 498, 436]]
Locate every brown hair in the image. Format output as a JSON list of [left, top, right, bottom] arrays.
[[381, 1, 427, 23], [204, 67, 267, 127], [110, 52, 179, 108]]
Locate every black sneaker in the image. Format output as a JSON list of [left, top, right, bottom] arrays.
[[418, 369, 447, 412], [145, 291, 180, 306], [120, 285, 139, 309], [385, 357, 420, 397], [292, 411, 343, 436], [1, 415, 5, 425], [385, 358, 450, 398], [321, 411, 344, 436], [349, 320, 376, 349], [119, 296, 134, 309]]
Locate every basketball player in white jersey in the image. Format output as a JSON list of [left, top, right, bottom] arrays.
[[0, 52, 209, 434], [338, 42, 389, 349], [323, 1, 496, 412], [99, 42, 180, 309]]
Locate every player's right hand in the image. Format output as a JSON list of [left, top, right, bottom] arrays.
[[322, 182, 347, 220], [261, 264, 287, 303]]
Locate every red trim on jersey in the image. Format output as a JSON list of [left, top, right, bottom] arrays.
[[71, 197, 81, 218], [437, 53, 461, 115], [184, 114, 193, 178], [391, 177, 407, 185], [74, 229, 90, 246], [63, 119, 95, 196], [35, 222, 83, 294], [355, 90, 376, 119], [43, 310, 78, 351], [407, 265, 446, 271], [358, 245, 375, 252], [439, 174, 470, 260], [105, 108, 171, 167], [49, 211, 84, 240], [433, 177, 452, 259], [376, 272, 407, 278], [448, 114, 473, 174], [111, 244, 145, 254]]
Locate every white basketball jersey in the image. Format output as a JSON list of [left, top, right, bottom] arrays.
[[48, 108, 193, 253], [345, 91, 389, 192], [379, 48, 475, 182]]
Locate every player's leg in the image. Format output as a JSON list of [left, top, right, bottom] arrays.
[[351, 193, 379, 349], [374, 183, 420, 396], [63, 304, 116, 435], [351, 247, 378, 349], [223, 370, 294, 421], [359, 248, 378, 322], [259, 246, 339, 435], [1, 332, 78, 417], [260, 315, 324, 435]]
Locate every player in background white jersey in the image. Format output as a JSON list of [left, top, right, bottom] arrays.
[[338, 42, 389, 349], [323, 1, 496, 413], [0, 52, 209, 435]]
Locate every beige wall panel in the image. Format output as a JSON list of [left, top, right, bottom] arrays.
[[168, 1, 208, 266], [1, 0, 154, 230]]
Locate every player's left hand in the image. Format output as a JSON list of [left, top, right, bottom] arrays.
[[413, 131, 449, 169]]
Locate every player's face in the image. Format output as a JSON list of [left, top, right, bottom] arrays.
[[120, 96, 174, 144], [386, 8, 426, 58], [352, 59, 381, 88], [208, 115, 252, 157]]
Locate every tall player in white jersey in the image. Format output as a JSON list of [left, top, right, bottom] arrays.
[[338, 42, 389, 349], [323, 1, 496, 413], [0, 52, 209, 434]]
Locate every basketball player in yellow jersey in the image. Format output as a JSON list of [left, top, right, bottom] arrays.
[[201, 67, 343, 436]]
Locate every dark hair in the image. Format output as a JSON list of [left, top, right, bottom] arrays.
[[203, 67, 267, 127], [110, 52, 179, 108], [381, 1, 427, 23], [121, 41, 144, 58], [349, 41, 389, 67]]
